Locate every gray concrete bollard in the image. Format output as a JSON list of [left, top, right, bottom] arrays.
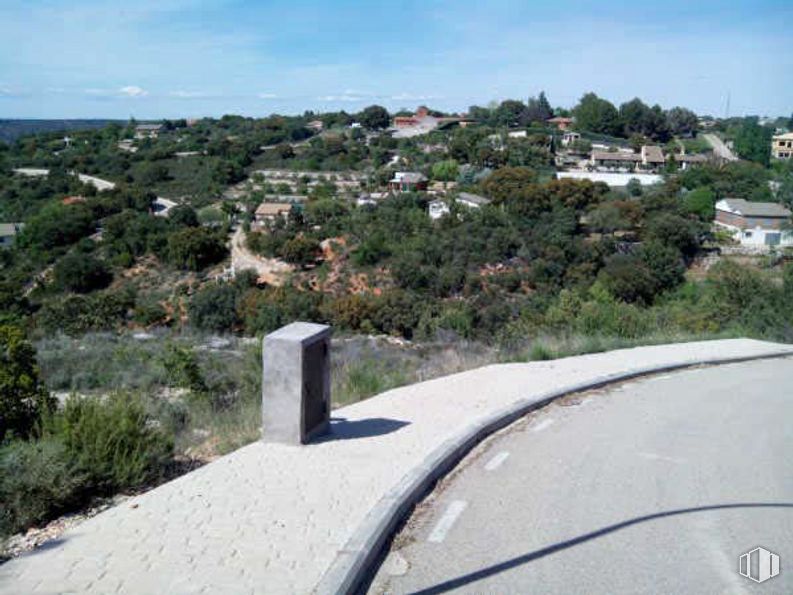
[[262, 322, 332, 444]]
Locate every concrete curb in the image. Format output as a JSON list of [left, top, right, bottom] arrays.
[[315, 349, 793, 594]]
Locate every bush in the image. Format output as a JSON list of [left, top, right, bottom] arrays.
[[53, 393, 173, 492], [0, 437, 88, 537], [53, 253, 112, 293], [166, 227, 227, 271], [0, 325, 53, 441]]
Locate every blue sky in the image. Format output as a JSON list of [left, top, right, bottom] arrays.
[[1, 0, 791, 119]]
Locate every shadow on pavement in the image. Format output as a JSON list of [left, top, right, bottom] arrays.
[[317, 417, 410, 441], [410, 502, 793, 594]]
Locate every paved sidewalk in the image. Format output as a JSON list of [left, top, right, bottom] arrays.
[[1, 339, 791, 594]]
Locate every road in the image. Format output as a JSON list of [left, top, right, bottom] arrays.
[[703, 133, 739, 162], [371, 359, 793, 594], [13, 168, 117, 190]]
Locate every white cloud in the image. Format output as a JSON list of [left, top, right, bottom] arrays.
[[257, 92, 278, 99], [317, 94, 368, 102], [169, 90, 208, 99], [390, 93, 442, 102], [119, 85, 148, 97]]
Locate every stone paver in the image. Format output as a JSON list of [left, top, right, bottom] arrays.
[[1, 339, 791, 594]]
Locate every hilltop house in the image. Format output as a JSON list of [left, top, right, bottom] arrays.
[[135, 124, 163, 139], [591, 145, 667, 172], [674, 153, 709, 170], [714, 198, 792, 247], [0, 223, 23, 248], [547, 116, 574, 131], [772, 132, 793, 160], [255, 202, 293, 224], [389, 172, 428, 193]]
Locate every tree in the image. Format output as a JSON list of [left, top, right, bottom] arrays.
[[684, 187, 716, 220], [280, 236, 319, 268], [480, 166, 538, 203], [495, 100, 527, 127], [168, 205, 199, 227], [597, 254, 656, 304], [666, 107, 699, 137], [431, 159, 459, 187], [166, 228, 228, 271], [733, 119, 772, 166], [53, 253, 112, 293], [0, 325, 53, 440], [358, 105, 390, 130], [573, 93, 621, 136], [525, 92, 553, 124]]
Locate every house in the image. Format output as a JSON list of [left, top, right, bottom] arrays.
[[254, 202, 293, 223], [392, 107, 474, 138], [0, 223, 23, 248], [673, 153, 709, 170], [62, 195, 86, 205], [389, 172, 428, 193], [508, 130, 528, 139], [772, 132, 793, 160], [714, 198, 793, 247], [561, 131, 581, 147], [134, 124, 163, 139], [456, 192, 492, 209], [547, 116, 574, 131], [428, 199, 450, 220], [590, 145, 667, 171], [306, 120, 324, 132]]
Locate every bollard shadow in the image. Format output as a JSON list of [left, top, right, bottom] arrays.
[[408, 502, 793, 594], [316, 417, 410, 442]]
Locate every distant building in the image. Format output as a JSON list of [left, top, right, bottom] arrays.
[[134, 124, 163, 139], [561, 131, 581, 147], [590, 145, 669, 171], [255, 202, 293, 223], [392, 107, 474, 138], [714, 198, 793, 247], [547, 116, 574, 131], [772, 132, 793, 160], [306, 120, 324, 132], [673, 153, 709, 170], [0, 223, 23, 248], [62, 195, 86, 205], [456, 192, 492, 209], [428, 199, 450, 220], [508, 130, 528, 139], [389, 172, 428, 193]]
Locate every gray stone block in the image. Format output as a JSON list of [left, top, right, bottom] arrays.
[[262, 322, 332, 444]]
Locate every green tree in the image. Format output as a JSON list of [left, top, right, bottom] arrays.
[[53, 253, 112, 293], [573, 93, 621, 136], [733, 119, 772, 166], [358, 105, 390, 130], [431, 159, 460, 187], [666, 107, 699, 137], [166, 228, 228, 271], [525, 92, 553, 123], [0, 326, 54, 440], [684, 187, 716, 220]]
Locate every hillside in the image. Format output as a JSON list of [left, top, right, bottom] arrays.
[[0, 119, 122, 143]]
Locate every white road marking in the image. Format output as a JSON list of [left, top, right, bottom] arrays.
[[532, 419, 555, 432], [484, 451, 510, 471], [428, 500, 467, 543]]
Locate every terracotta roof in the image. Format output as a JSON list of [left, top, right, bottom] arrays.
[[255, 202, 293, 216]]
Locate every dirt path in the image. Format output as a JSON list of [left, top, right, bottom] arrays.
[[230, 225, 292, 286]]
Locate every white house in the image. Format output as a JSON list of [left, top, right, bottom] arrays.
[[428, 199, 450, 220], [714, 198, 793, 247]]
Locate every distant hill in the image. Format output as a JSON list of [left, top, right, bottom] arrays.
[[0, 119, 122, 143]]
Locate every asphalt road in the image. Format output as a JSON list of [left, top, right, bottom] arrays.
[[370, 359, 793, 594], [703, 133, 739, 161]]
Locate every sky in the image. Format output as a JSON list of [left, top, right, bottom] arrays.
[[1, 0, 791, 120]]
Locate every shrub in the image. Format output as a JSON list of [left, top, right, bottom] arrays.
[[0, 325, 54, 441], [53, 253, 112, 293], [166, 227, 227, 271], [0, 437, 88, 537], [161, 344, 207, 394], [53, 393, 173, 492], [189, 282, 239, 332]]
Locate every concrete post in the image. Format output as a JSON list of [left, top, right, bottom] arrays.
[[262, 322, 332, 444]]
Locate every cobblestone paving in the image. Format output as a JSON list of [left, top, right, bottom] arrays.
[[1, 339, 789, 594]]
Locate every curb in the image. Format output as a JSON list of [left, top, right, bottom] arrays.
[[314, 349, 793, 594]]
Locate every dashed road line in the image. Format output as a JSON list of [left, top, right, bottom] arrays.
[[428, 501, 467, 543], [484, 451, 510, 471]]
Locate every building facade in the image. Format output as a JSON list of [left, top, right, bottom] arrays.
[[772, 132, 793, 160], [714, 198, 793, 247]]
